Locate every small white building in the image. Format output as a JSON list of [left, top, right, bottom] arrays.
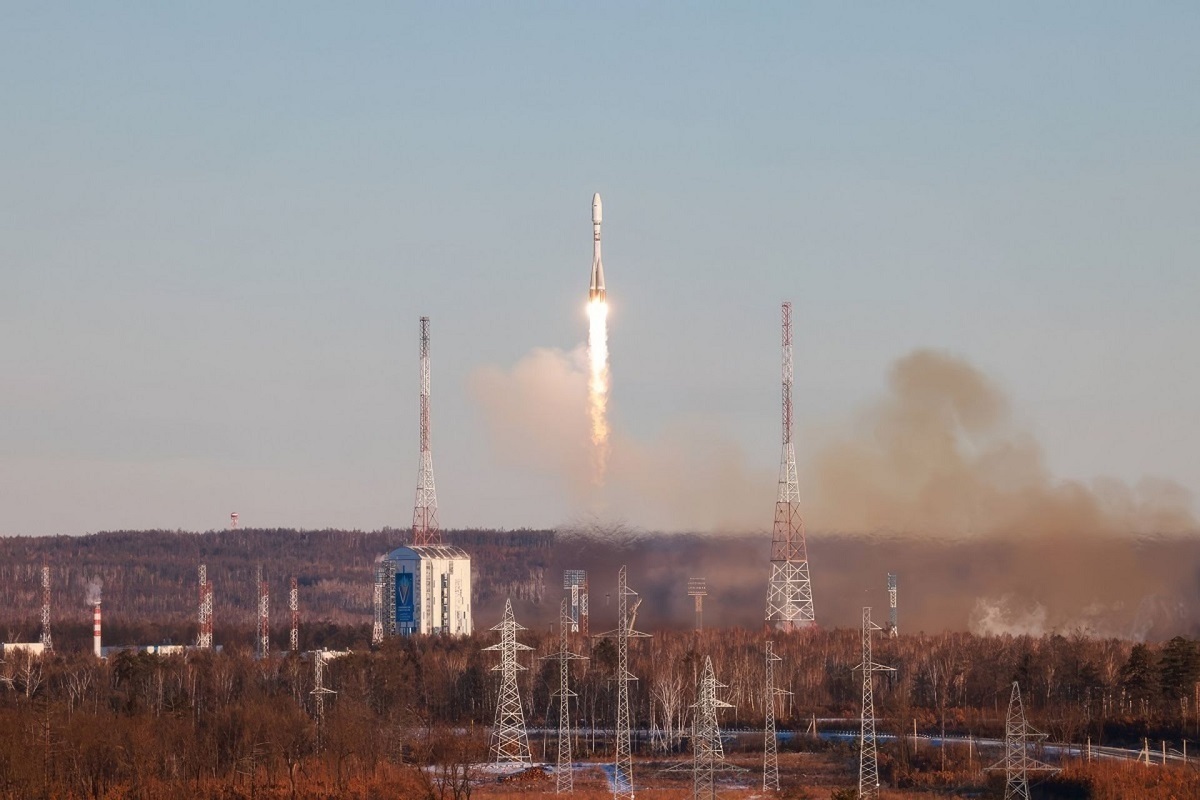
[[1, 642, 45, 657], [379, 545, 472, 636]]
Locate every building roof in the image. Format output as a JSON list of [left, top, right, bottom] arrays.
[[386, 544, 470, 561]]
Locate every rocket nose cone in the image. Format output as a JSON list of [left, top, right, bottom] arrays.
[[592, 193, 602, 225]]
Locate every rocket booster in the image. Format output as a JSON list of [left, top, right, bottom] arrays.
[[589, 193, 605, 302]]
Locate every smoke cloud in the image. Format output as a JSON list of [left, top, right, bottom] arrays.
[[477, 345, 1197, 638], [82, 576, 102, 606]]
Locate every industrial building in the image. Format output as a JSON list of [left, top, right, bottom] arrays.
[[377, 545, 472, 636]]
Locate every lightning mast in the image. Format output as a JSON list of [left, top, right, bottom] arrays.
[[600, 566, 651, 800], [40, 563, 52, 653], [856, 607, 895, 799], [485, 599, 533, 765], [887, 573, 898, 638], [289, 576, 299, 653], [198, 564, 213, 649], [765, 301, 815, 629], [541, 598, 588, 793], [763, 640, 790, 792], [412, 316, 441, 546], [256, 565, 270, 660], [372, 565, 385, 645]]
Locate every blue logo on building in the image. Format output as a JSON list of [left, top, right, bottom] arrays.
[[396, 572, 414, 623]]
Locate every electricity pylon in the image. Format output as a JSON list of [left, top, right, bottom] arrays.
[[598, 566, 651, 800], [986, 681, 1059, 799], [693, 656, 734, 800], [763, 640, 791, 792], [541, 598, 587, 793], [485, 599, 533, 765], [855, 607, 894, 799]]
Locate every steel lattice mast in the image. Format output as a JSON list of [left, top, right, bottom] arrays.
[[256, 565, 270, 660], [986, 682, 1059, 800], [763, 640, 790, 792], [371, 564, 385, 645], [289, 576, 299, 653], [485, 599, 533, 765], [541, 598, 588, 793], [692, 656, 734, 800], [40, 563, 52, 652], [856, 607, 894, 799], [887, 573, 898, 638], [766, 302, 815, 629], [197, 564, 213, 649], [412, 316, 441, 546], [310, 651, 336, 750], [599, 566, 651, 800]]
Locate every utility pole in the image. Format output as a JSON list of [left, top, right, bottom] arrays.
[[986, 682, 1060, 799]]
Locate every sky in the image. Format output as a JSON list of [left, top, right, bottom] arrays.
[[1, 4, 1197, 536]]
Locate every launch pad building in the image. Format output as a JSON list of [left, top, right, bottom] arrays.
[[378, 545, 472, 637]]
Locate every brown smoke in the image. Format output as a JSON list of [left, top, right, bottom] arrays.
[[807, 349, 1195, 538]]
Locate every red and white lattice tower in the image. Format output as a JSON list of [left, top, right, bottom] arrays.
[[40, 563, 52, 652], [197, 564, 214, 649], [412, 316, 441, 546], [256, 565, 270, 660], [765, 301, 816, 629], [289, 576, 299, 653]]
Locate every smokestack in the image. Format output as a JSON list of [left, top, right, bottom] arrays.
[[93, 602, 102, 658]]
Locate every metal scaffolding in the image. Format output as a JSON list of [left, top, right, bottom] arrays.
[[986, 681, 1059, 800], [541, 598, 588, 793], [485, 599, 533, 765], [763, 640, 790, 792], [856, 607, 894, 799], [766, 301, 815, 629]]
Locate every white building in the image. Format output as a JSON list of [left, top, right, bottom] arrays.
[[379, 545, 472, 636]]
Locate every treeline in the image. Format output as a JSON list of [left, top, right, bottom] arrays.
[[2, 626, 1199, 797]]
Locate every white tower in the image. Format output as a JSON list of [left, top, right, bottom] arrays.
[[485, 599, 533, 765]]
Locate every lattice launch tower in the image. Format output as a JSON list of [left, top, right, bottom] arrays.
[[412, 316, 440, 546]]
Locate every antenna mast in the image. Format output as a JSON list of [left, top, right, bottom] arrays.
[[198, 564, 213, 649], [412, 316, 441, 546], [289, 576, 299, 653], [888, 573, 898, 638], [256, 565, 270, 660], [40, 563, 52, 653], [766, 301, 815, 629]]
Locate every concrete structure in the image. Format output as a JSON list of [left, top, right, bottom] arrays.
[[378, 545, 472, 636]]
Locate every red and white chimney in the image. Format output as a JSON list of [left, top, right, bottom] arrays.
[[93, 602, 102, 658]]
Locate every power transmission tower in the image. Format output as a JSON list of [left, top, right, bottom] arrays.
[[541, 599, 588, 793], [887, 573, 898, 638], [256, 565, 270, 660], [197, 563, 213, 649], [289, 576, 299, 653], [412, 316, 441, 546], [485, 599, 533, 765], [40, 563, 52, 652], [855, 607, 895, 799], [765, 301, 815, 629], [688, 578, 707, 631], [986, 681, 1059, 799], [692, 656, 734, 800], [599, 566, 652, 799], [763, 640, 791, 792], [310, 651, 336, 750]]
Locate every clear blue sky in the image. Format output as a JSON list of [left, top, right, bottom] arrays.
[[2, 4, 1197, 535]]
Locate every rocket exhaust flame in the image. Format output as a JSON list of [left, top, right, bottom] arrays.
[[586, 192, 609, 483], [587, 298, 610, 482]]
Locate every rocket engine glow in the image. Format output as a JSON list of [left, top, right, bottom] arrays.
[[587, 193, 610, 482]]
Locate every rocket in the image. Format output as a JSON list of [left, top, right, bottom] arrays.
[[589, 192, 605, 302]]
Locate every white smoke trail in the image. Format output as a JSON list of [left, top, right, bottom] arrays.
[[587, 299, 610, 483]]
